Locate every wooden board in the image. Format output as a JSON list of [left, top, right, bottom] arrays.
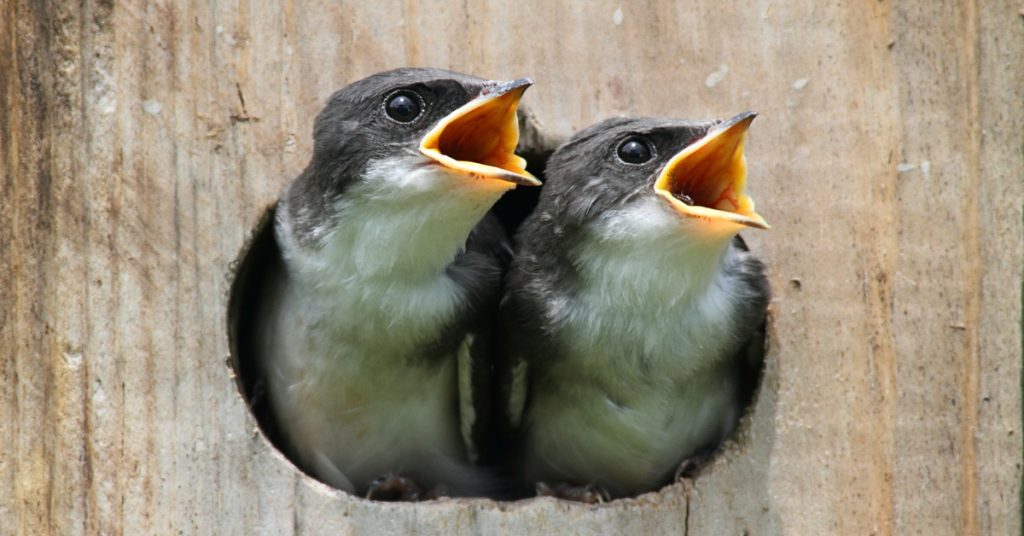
[[1, 1, 1020, 534]]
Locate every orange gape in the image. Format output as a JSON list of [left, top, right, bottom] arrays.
[[419, 80, 538, 187], [654, 111, 768, 230]]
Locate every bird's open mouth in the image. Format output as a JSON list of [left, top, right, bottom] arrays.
[[419, 79, 541, 187], [653, 112, 768, 229]]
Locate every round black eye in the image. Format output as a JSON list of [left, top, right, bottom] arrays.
[[384, 91, 422, 123], [617, 137, 654, 164]]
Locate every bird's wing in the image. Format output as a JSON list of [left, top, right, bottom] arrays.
[[456, 333, 481, 463], [724, 234, 771, 419], [491, 292, 530, 477], [503, 352, 529, 430], [451, 212, 512, 466], [494, 270, 537, 443]]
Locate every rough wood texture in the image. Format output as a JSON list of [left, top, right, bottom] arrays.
[[1, 1, 1021, 534]]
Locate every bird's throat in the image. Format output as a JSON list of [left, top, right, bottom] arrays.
[[576, 199, 734, 305], [281, 157, 509, 287]]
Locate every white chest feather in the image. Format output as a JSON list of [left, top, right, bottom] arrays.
[[277, 156, 512, 357], [559, 198, 742, 379], [524, 198, 746, 494], [262, 156, 512, 492]]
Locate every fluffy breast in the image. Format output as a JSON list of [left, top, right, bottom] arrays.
[[517, 198, 760, 495], [258, 156, 512, 494]]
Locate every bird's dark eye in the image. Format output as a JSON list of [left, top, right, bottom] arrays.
[[384, 91, 422, 123], [617, 136, 654, 164]]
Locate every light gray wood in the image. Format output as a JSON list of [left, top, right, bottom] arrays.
[[1, 1, 1020, 534]]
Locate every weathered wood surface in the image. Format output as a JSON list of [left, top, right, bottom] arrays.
[[1, 1, 1021, 534]]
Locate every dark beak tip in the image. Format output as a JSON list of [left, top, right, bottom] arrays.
[[738, 110, 758, 124], [724, 110, 757, 126], [484, 78, 533, 97], [709, 111, 757, 136]]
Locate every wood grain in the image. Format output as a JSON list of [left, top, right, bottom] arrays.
[[1, 0, 1020, 534]]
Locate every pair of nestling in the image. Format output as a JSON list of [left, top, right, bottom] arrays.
[[254, 68, 770, 502]]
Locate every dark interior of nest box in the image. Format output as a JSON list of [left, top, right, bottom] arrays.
[[225, 115, 767, 502]]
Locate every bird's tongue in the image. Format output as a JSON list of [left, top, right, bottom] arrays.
[[654, 112, 768, 230]]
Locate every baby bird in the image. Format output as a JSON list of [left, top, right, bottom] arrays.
[[255, 68, 539, 499], [500, 113, 770, 500]]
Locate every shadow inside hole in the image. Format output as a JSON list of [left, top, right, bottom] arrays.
[[736, 316, 768, 436], [492, 107, 562, 236], [227, 206, 296, 468], [224, 109, 768, 502], [491, 143, 554, 236]]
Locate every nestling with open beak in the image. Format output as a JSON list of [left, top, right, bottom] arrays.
[[255, 68, 539, 499], [500, 113, 770, 501]]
